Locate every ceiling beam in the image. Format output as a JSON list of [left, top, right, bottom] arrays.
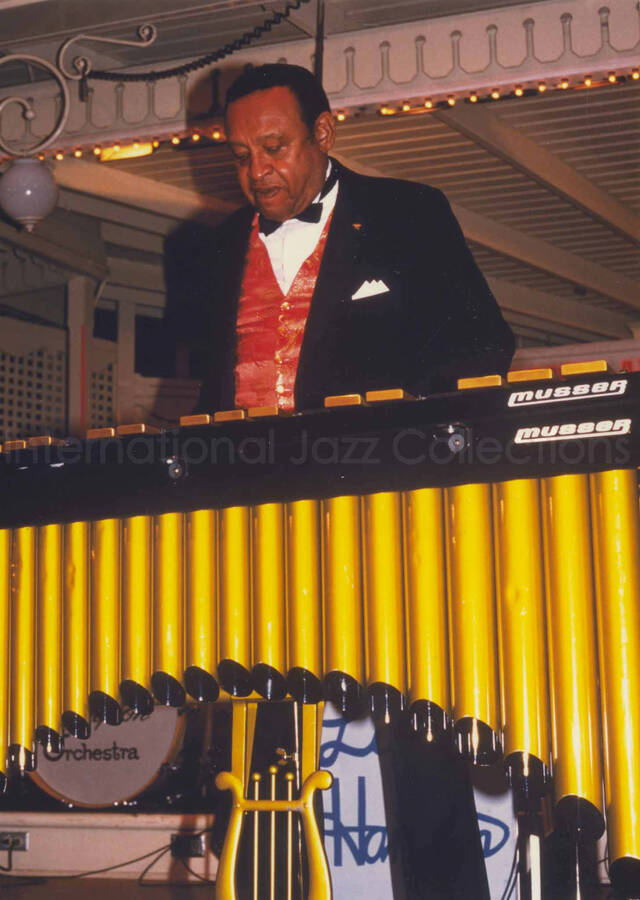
[[101, 222, 165, 255], [101, 282, 165, 308], [505, 312, 606, 344], [487, 277, 631, 340], [452, 203, 640, 311], [107, 257, 165, 293], [53, 159, 237, 225], [434, 103, 640, 246], [0, 215, 108, 280], [333, 150, 640, 311], [59, 190, 178, 235]]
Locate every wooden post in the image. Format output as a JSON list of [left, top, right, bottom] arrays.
[[116, 300, 136, 425], [66, 276, 93, 436]]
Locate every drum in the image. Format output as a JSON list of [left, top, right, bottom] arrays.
[[31, 706, 184, 808]]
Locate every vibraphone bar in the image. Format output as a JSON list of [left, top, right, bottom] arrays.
[[0, 362, 638, 895]]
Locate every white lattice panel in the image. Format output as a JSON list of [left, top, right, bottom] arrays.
[[0, 317, 66, 442]]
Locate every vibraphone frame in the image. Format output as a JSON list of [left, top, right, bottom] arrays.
[[0, 366, 639, 897]]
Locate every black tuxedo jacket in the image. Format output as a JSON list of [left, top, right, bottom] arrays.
[[169, 161, 500, 896], [186, 160, 514, 413]]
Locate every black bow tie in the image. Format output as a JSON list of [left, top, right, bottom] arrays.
[[258, 164, 338, 237], [259, 202, 322, 236]]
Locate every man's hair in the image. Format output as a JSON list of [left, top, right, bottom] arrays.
[[224, 64, 330, 134]]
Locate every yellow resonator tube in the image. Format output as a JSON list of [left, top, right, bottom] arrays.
[[185, 509, 219, 701], [363, 492, 406, 718], [252, 503, 286, 700], [494, 479, 550, 807], [62, 521, 90, 737], [36, 524, 63, 750], [323, 496, 365, 716], [90, 518, 121, 724], [121, 515, 153, 713], [591, 469, 640, 885], [218, 506, 252, 696], [403, 488, 449, 739], [152, 512, 185, 706], [447, 483, 501, 763], [543, 474, 604, 838], [286, 500, 323, 702], [10, 527, 36, 771], [0, 530, 10, 786]]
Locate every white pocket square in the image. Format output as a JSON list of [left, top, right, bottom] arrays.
[[351, 279, 390, 300]]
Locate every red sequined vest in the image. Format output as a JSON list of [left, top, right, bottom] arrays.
[[234, 214, 332, 411]]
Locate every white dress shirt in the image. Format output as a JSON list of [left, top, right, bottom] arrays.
[[257, 162, 338, 295]]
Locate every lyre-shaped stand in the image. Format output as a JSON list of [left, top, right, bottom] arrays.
[[215, 700, 333, 900]]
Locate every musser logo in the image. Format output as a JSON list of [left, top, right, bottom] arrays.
[[508, 379, 628, 407], [514, 419, 631, 444]]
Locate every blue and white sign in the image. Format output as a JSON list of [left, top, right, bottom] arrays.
[[320, 705, 516, 900]]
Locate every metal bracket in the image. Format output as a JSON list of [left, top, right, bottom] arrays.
[[56, 24, 158, 81]]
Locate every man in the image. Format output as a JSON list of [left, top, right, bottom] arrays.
[[182, 64, 514, 898], [192, 63, 514, 416]]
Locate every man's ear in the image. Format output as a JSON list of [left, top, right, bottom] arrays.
[[314, 110, 336, 152]]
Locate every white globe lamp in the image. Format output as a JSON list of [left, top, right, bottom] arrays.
[[0, 158, 58, 232]]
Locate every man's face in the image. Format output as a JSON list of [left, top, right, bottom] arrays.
[[225, 85, 335, 222]]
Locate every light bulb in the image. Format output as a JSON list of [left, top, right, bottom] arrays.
[[0, 158, 58, 232]]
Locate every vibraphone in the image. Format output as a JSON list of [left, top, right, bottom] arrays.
[[0, 361, 639, 897]]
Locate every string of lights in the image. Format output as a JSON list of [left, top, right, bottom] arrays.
[[34, 68, 639, 164], [372, 69, 639, 119]]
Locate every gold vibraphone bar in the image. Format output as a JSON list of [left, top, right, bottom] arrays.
[[0, 364, 639, 895]]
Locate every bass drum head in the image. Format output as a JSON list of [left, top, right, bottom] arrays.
[[31, 707, 184, 808]]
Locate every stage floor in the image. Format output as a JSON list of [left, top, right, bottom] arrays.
[[0, 877, 215, 898], [0, 876, 621, 899]]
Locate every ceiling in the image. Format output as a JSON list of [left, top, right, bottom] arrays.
[[0, 0, 558, 99], [1, 0, 552, 69]]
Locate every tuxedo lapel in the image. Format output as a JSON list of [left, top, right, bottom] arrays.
[[295, 167, 366, 405], [211, 208, 253, 409]]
